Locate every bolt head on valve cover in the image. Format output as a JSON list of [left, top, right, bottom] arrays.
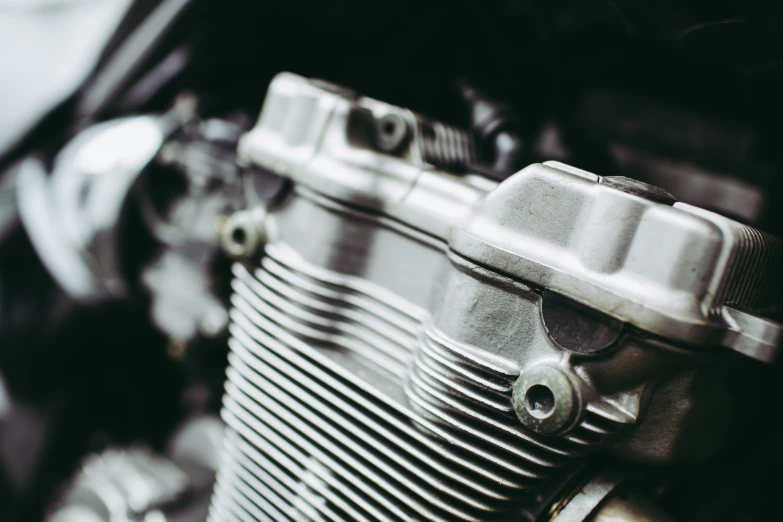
[[374, 113, 409, 154], [512, 366, 580, 435]]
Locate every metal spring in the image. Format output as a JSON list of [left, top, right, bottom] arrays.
[[419, 120, 475, 172]]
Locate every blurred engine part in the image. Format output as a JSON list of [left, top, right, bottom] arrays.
[[138, 97, 247, 343], [48, 416, 223, 522], [143, 250, 230, 344], [15, 116, 166, 301], [0, 0, 133, 155], [458, 80, 526, 180], [13, 92, 245, 343], [49, 448, 190, 522], [206, 73, 783, 521], [0, 94, 241, 521], [545, 469, 674, 522]]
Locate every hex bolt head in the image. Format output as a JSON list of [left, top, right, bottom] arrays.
[[221, 210, 266, 260], [512, 365, 580, 435]]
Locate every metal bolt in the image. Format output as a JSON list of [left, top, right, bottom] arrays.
[[512, 365, 580, 435], [220, 209, 266, 260], [375, 113, 409, 154]]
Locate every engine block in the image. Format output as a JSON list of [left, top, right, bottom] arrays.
[[208, 73, 783, 521]]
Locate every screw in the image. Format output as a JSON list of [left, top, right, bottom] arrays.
[[512, 365, 581, 435], [220, 209, 266, 260]]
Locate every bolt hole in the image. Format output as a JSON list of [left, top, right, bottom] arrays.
[[230, 226, 247, 246], [525, 384, 555, 419], [382, 121, 396, 135]]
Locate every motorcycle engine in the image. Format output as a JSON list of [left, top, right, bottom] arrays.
[[5, 2, 783, 521], [206, 74, 782, 521]]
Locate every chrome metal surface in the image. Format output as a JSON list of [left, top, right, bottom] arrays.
[[209, 73, 783, 521], [452, 160, 783, 362], [16, 116, 166, 301], [143, 250, 229, 342], [549, 470, 624, 522], [548, 469, 674, 522], [48, 448, 189, 522], [237, 72, 496, 240], [586, 490, 675, 522], [168, 415, 225, 473]]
